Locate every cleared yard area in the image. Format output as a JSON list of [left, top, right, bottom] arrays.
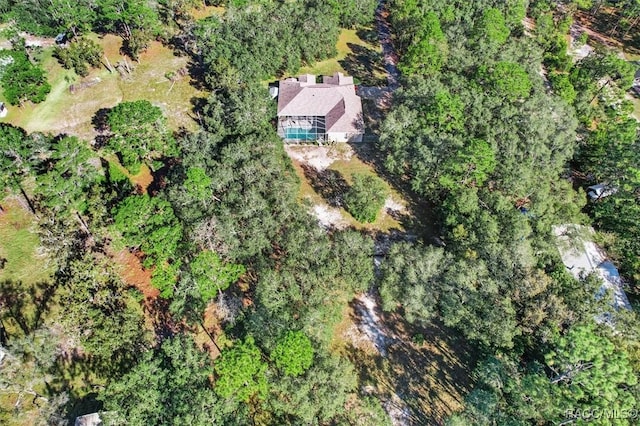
[[286, 144, 410, 232], [0, 34, 204, 140]]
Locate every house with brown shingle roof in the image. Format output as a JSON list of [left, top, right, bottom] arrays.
[[276, 73, 364, 143]]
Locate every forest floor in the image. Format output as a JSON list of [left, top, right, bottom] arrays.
[[0, 34, 203, 139], [331, 293, 477, 425], [572, 7, 640, 55]]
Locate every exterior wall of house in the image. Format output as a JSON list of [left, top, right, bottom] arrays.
[[327, 132, 364, 143]]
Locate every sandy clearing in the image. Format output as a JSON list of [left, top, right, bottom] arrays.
[[285, 145, 353, 171], [311, 203, 348, 229]]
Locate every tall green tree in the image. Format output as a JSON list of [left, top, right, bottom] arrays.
[[270, 330, 314, 377], [438, 138, 496, 190], [101, 336, 230, 425], [0, 49, 50, 105], [96, 0, 160, 58], [48, 0, 96, 36], [105, 100, 177, 174], [477, 61, 532, 101], [36, 136, 104, 236], [476, 8, 510, 46], [399, 12, 448, 76], [379, 242, 448, 322], [113, 194, 183, 295], [267, 354, 358, 424], [214, 336, 268, 403], [344, 173, 387, 223], [0, 124, 44, 214], [451, 324, 639, 424], [57, 253, 150, 368], [190, 250, 245, 302]]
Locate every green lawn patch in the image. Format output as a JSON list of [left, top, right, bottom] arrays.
[[0, 199, 51, 286], [0, 34, 203, 139]]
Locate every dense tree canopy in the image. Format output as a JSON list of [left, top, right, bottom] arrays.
[[101, 336, 227, 425], [398, 11, 447, 76], [194, 0, 340, 86], [450, 324, 639, 425], [106, 100, 177, 174], [190, 250, 245, 302], [1, 1, 638, 424], [380, 5, 639, 422], [0, 49, 50, 105]]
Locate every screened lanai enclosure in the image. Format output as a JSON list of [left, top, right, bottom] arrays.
[[277, 115, 327, 142]]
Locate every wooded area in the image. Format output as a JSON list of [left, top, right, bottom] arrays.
[[0, 0, 638, 425]]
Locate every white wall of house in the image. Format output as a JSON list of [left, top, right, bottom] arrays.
[[327, 132, 364, 143]]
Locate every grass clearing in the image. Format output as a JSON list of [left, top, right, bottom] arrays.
[[189, 5, 226, 20], [104, 153, 154, 193], [0, 198, 51, 286], [0, 34, 204, 140]]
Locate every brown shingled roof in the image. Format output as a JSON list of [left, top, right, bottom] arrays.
[[277, 73, 364, 135]]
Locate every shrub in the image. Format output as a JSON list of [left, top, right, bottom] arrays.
[[344, 173, 387, 223]]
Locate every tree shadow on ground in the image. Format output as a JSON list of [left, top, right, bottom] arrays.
[[339, 43, 387, 86], [147, 157, 180, 196], [186, 60, 210, 91], [301, 164, 350, 208], [64, 392, 103, 424], [0, 279, 57, 338], [357, 27, 380, 45], [46, 354, 104, 422], [91, 108, 112, 149], [346, 303, 477, 424], [189, 96, 209, 128], [360, 98, 384, 134]]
